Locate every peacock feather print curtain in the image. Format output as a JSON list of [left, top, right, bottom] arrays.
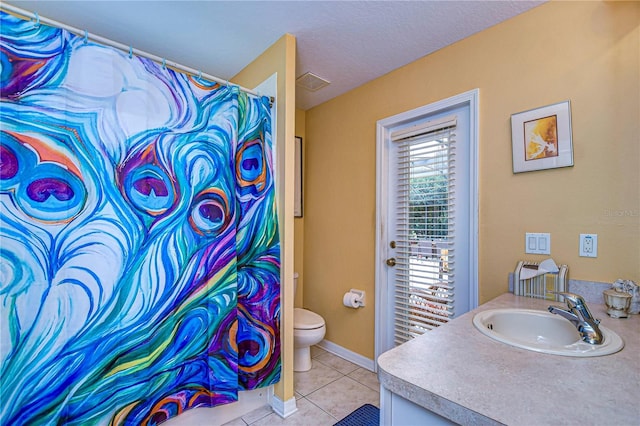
[[0, 11, 280, 425]]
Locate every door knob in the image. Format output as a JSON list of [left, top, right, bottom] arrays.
[[386, 258, 396, 267]]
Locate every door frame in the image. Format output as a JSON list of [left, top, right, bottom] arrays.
[[374, 89, 480, 365]]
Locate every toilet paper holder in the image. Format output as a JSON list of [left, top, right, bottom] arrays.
[[344, 289, 366, 308]]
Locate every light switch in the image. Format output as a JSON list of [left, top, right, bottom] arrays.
[[538, 236, 547, 252], [525, 233, 551, 255]]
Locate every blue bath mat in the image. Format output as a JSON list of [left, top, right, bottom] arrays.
[[334, 403, 380, 426]]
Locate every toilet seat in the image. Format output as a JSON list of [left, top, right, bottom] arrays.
[[294, 308, 325, 330]]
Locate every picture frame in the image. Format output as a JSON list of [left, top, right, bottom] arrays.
[[511, 100, 573, 173], [294, 136, 303, 217]]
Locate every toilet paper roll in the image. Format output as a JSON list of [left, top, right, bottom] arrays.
[[343, 292, 360, 308]]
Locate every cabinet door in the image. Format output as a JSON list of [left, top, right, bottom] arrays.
[[385, 389, 456, 426]]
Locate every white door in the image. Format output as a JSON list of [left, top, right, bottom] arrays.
[[375, 90, 479, 358]]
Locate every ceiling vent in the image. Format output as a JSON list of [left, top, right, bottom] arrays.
[[296, 72, 331, 92]]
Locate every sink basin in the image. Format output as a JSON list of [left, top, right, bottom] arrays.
[[472, 308, 624, 357]]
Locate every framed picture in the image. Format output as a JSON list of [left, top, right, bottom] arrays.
[[294, 136, 303, 217], [511, 100, 573, 173]]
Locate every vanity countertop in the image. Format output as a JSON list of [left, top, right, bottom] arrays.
[[377, 293, 640, 425]]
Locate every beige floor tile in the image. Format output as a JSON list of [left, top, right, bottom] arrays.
[[310, 345, 328, 358], [240, 404, 274, 425], [222, 418, 248, 426], [347, 367, 380, 392], [249, 398, 336, 426], [294, 360, 343, 396], [306, 376, 379, 421], [227, 350, 379, 426], [314, 351, 359, 375]]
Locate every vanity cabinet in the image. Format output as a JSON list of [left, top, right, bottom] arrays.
[[377, 293, 640, 425]]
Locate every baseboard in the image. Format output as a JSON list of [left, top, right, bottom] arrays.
[[271, 394, 298, 418], [317, 339, 376, 372]]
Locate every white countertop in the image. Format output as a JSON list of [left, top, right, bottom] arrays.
[[377, 293, 640, 425]]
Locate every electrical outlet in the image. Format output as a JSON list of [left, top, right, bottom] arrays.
[[579, 234, 598, 258]]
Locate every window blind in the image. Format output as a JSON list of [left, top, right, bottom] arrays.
[[391, 116, 457, 345]]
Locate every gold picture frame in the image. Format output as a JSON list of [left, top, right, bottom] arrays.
[[511, 100, 573, 173]]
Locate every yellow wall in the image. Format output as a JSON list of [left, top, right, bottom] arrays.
[[233, 34, 297, 402], [294, 109, 306, 308], [303, 1, 640, 359]]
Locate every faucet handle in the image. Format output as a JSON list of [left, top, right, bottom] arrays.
[[550, 291, 599, 323]]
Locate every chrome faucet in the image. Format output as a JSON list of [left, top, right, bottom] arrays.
[[548, 292, 604, 345]]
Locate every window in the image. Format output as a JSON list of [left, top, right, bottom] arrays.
[[391, 117, 456, 344]]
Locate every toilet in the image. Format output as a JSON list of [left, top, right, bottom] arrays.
[[293, 273, 326, 372]]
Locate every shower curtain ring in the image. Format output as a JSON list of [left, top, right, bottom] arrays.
[[84, 30, 88, 44], [162, 58, 167, 69], [129, 46, 133, 59], [197, 70, 202, 80], [33, 12, 40, 28]]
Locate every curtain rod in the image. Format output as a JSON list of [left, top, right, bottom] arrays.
[[0, 3, 273, 103]]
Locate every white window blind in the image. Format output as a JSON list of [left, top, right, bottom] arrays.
[[391, 116, 457, 345]]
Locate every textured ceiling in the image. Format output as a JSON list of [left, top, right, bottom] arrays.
[[7, 1, 544, 110]]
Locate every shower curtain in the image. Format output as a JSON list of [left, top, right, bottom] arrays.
[[0, 11, 280, 425]]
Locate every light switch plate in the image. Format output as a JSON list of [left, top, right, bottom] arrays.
[[525, 233, 551, 255]]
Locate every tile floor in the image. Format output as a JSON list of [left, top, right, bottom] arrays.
[[224, 346, 380, 426]]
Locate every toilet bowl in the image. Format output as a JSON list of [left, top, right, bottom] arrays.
[[293, 273, 326, 372], [294, 308, 326, 371]]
